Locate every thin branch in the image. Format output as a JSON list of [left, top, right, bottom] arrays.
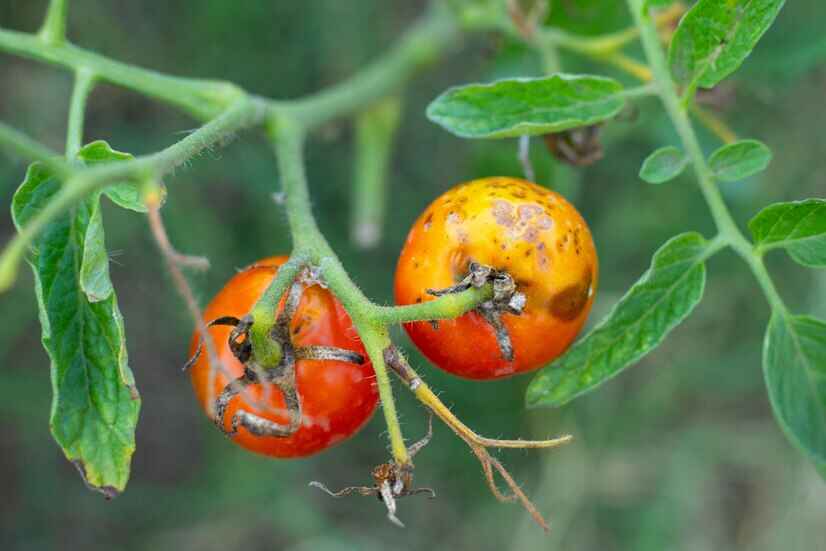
[[284, 9, 457, 129], [351, 96, 402, 249], [147, 191, 292, 420], [65, 68, 96, 158], [0, 27, 241, 121], [371, 284, 491, 325], [0, 123, 71, 176], [38, 0, 69, 45], [145, 191, 220, 415]]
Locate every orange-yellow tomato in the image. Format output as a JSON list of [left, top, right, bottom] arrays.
[[189, 256, 378, 457], [394, 177, 598, 380]]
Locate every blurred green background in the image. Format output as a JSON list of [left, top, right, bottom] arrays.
[[1, 1, 826, 550]]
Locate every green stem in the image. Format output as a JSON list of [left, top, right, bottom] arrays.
[[0, 27, 241, 120], [284, 8, 456, 129], [626, 0, 788, 315], [351, 96, 402, 248], [320, 257, 410, 466], [65, 68, 96, 158], [38, 0, 69, 45], [265, 121, 411, 465], [629, 1, 740, 239], [250, 254, 306, 330], [0, 123, 70, 176], [739, 249, 787, 314], [371, 285, 492, 325], [267, 120, 320, 251], [0, 97, 266, 292]]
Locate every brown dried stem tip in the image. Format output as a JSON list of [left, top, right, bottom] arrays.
[[384, 345, 572, 532], [311, 415, 435, 528]]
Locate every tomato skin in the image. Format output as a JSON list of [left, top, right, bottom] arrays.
[[394, 177, 598, 380], [189, 256, 378, 458]]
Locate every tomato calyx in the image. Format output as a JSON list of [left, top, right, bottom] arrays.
[[186, 276, 365, 440], [427, 261, 526, 361], [310, 415, 435, 528]]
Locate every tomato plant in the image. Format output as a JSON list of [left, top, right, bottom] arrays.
[[395, 177, 597, 379], [0, 0, 823, 538]]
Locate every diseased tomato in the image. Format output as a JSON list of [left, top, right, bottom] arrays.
[[394, 177, 598, 380], [189, 256, 378, 457]]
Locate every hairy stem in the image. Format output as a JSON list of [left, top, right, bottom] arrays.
[[284, 9, 456, 129], [372, 285, 493, 325], [0, 27, 241, 120], [265, 122, 412, 466]]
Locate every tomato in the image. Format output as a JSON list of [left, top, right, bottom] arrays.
[[394, 177, 598, 380], [189, 256, 378, 457]]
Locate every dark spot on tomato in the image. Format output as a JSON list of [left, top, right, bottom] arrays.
[[415, 297, 422, 303], [549, 268, 593, 321]]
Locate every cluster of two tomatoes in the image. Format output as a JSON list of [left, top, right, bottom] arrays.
[[189, 177, 598, 457]]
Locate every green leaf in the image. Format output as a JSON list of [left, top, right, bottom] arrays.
[[426, 74, 626, 139], [11, 161, 140, 497], [668, 0, 786, 89], [764, 313, 826, 476], [526, 233, 709, 408], [78, 141, 155, 213], [749, 199, 826, 267], [80, 200, 113, 302], [639, 146, 688, 184], [708, 139, 772, 182]]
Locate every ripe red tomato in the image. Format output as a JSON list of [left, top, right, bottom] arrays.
[[189, 256, 378, 457], [394, 177, 598, 380]]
